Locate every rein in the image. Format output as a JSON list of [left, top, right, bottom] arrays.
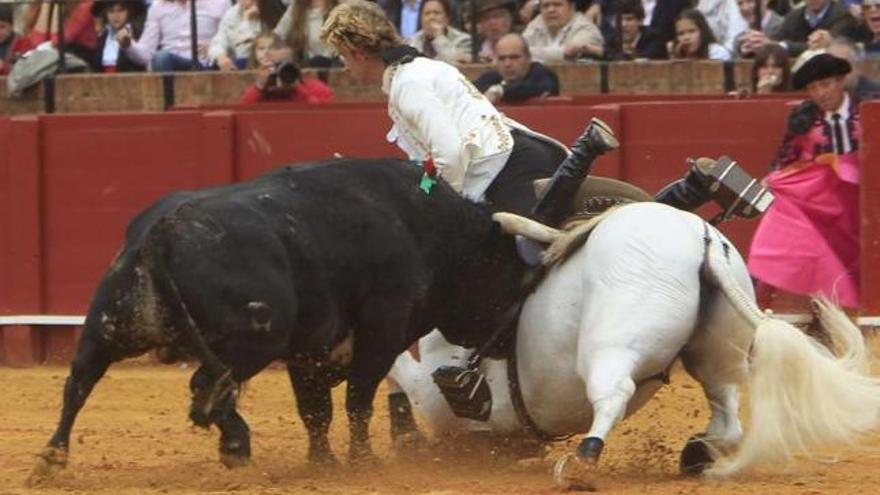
[[506, 338, 574, 443]]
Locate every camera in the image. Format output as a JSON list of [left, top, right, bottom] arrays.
[[265, 61, 301, 90]]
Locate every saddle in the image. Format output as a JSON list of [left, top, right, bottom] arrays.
[[432, 176, 651, 422], [534, 175, 654, 222]]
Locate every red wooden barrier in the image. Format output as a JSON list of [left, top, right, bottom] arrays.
[[0, 117, 11, 316], [860, 102, 880, 316], [235, 108, 401, 180], [4, 98, 880, 365], [39, 112, 236, 314]]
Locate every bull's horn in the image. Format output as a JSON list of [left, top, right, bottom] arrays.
[[492, 212, 561, 244]]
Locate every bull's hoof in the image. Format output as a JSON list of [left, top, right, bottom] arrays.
[[553, 453, 598, 491], [308, 449, 340, 466], [26, 446, 68, 486], [679, 434, 713, 476], [219, 451, 250, 469], [348, 449, 382, 469]]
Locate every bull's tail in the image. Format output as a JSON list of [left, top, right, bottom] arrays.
[[146, 220, 235, 425], [701, 230, 880, 475]]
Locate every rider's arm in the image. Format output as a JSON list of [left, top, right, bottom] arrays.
[[393, 78, 468, 192]]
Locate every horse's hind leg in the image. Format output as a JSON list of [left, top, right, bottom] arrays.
[[678, 382, 742, 475], [679, 294, 752, 475], [554, 348, 638, 490]]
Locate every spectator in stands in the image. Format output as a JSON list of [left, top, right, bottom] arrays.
[[90, 0, 147, 73], [523, 0, 604, 63], [274, 0, 341, 67], [733, 0, 784, 57], [604, 0, 667, 60], [751, 43, 791, 92], [473, 33, 559, 103], [119, 0, 230, 72], [26, 0, 98, 64], [1, 0, 28, 31], [737, 0, 783, 35], [668, 9, 731, 60], [209, 0, 284, 71], [697, 0, 748, 53], [0, 4, 30, 75], [240, 31, 334, 104], [748, 50, 861, 308], [861, 0, 880, 56], [638, 0, 691, 51], [475, 0, 516, 62], [827, 36, 880, 101], [407, 0, 471, 64], [770, 0, 859, 57], [378, 0, 423, 39]]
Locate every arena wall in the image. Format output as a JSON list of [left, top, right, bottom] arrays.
[[1, 99, 876, 365]]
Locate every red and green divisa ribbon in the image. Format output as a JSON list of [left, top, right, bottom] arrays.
[[418, 157, 437, 194]]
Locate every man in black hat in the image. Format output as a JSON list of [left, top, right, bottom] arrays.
[[748, 49, 861, 309], [774, 50, 855, 171]]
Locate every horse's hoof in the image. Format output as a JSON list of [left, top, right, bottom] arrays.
[[392, 430, 428, 452], [26, 446, 68, 486], [679, 435, 713, 476], [219, 452, 250, 469], [553, 453, 597, 491]]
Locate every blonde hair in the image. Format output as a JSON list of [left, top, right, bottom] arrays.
[[248, 31, 285, 69], [320, 0, 403, 56]]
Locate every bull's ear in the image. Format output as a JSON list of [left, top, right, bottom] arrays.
[[492, 212, 560, 244]]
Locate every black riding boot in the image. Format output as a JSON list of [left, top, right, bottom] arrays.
[[654, 158, 714, 211], [531, 118, 619, 227]]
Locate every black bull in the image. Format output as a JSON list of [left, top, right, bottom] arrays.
[[36, 159, 527, 472]]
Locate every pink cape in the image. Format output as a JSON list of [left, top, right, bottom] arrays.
[[747, 161, 860, 308]]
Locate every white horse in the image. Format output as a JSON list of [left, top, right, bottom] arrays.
[[389, 202, 880, 489]]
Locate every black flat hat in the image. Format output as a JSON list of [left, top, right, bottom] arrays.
[[792, 51, 851, 90], [91, 0, 147, 20]]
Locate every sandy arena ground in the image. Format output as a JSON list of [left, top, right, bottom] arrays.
[[2, 346, 880, 495]]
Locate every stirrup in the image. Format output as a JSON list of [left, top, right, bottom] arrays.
[[431, 364, 492, 421]]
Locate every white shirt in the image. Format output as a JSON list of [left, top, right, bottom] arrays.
[[824, 93, 853, 154], [383, 57, 513, 200], [102, 26, 121, 67], [642, 0, 656, 26]]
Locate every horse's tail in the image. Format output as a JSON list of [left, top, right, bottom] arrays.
[[701, 230, 880, 476]]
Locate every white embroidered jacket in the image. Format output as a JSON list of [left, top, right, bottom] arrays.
[[382, 57, 515, 201]]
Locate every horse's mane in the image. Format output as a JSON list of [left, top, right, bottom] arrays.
[[541, 207, 621, 268]]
